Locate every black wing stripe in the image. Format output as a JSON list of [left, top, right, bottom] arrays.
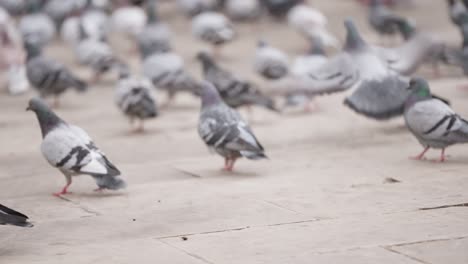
[[423, 115, 451, 135]]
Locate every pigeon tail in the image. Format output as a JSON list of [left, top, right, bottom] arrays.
[[70, 77, 88, 92], [93, 175, 127, 190], [241, 150, 268, 160]]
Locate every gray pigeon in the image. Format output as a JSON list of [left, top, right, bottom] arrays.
[[142, 52, 200, 107], [0, 204, 33, 227], [74, 22, 121, 83], [27, 98, 126, 196], [191, 11, 235, 57], [404, 77, 468, 162], [447, 0, 468, 26], [254, 40, 289, 80], [25, 41, 87, 107], [375, 20, 445, 77], [273, 19, 409, 120], [197, 51, 278, 112], [137, 0, 172, 59], [115, 67, 158, 132], [198, 81, 267, 171], [368, 0, 407, 42]]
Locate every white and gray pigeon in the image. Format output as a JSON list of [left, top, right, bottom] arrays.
[[44, 0, 86, 28], [192, 11, 235, 57], [25, 41, 87, 107], [198, 81, 267, 171], [254, 40, 289, 80], [61, 8, 110, 46], [27, 98, 126, 196], [0, 204, 33, 227], [447, 0, 468, 26], [197, 51, 277, 112], [177, 0, 220, 17], [142, 51, 200, 107], [115, 66, 158, 132], [111, 4, 147, 38], [225, 0, 262, 21], [287, 4, 338, 49], [404, 77, 468, 162], [19, 6, 56, 48], [137, 0, 172, 59]]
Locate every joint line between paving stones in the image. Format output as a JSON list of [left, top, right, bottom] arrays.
[[382, 246, 432, 264], [156, 218, 325, 240], [56, 195, 100, 216], [386, 236, 468, 248], [158, 239, 216, 264], [260, 199, 302, 214]]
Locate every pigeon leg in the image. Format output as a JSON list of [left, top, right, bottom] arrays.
[[432, 148, 446, 163], [227, 158, 237, 171], [222, 158, 230, 171], [136, 119, 145, 133], [212, 45, 222, 59], [304, 100, 319, 113], [162, 93, 175, 109], [432, 62, 441, 78], [53, 175, 72, 196], [52, 95, 60, 108], [410, 147, 429, 160], [91, 72, 101, 84]]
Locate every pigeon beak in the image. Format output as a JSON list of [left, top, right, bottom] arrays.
[[26, 106, 31, 111]]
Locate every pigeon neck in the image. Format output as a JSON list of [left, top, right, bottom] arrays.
[[200, 56, 217, 74], [201, 87, 222, 108], [344, 24, 367, 52], [25, 46, 41, 61], [397, 21, 416, 40], [405, 89, 431, 109], [33, 109, 64, 138]]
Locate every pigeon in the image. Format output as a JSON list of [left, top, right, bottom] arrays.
[[261, 0, 302, 18], [19, 5, 56, 48], [225, 0, 262, 21], [0, 204, 33, 227], [197, 51, 277, 111], [198, 81, 267, 171], [177, 0, 220, 17], [115, 66, 158, 132], [404, 77, 468, 162], [74, 23, 121, 83], [284, 38, 328, 111], [447, 0, 468, 26], [368, 0, 407, 43], [192, 11, 235, 57], [268, 20, 410, 120], [111, 4, 147, 38], [0, 0, 27, 16], [44, 0, 86, 28], [137, 0, 172, 59], [375, 20, 445, 76], [287, 4, 338, 48], [27, 98, 126, 195], [0, 20, 29, 95], [25, 41, 87, 107], [61, 8, 110, 46], [254, 40, 289, 80], [142, 52, 200, 107]]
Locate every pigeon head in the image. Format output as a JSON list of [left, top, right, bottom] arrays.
[[257, 40, 267, 48], [343, 19, 367, 52], [200, 81, 222, 108], [24, 39, 42, 60], [27, 98, 64, 138], [405, 78, 432, 108]]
